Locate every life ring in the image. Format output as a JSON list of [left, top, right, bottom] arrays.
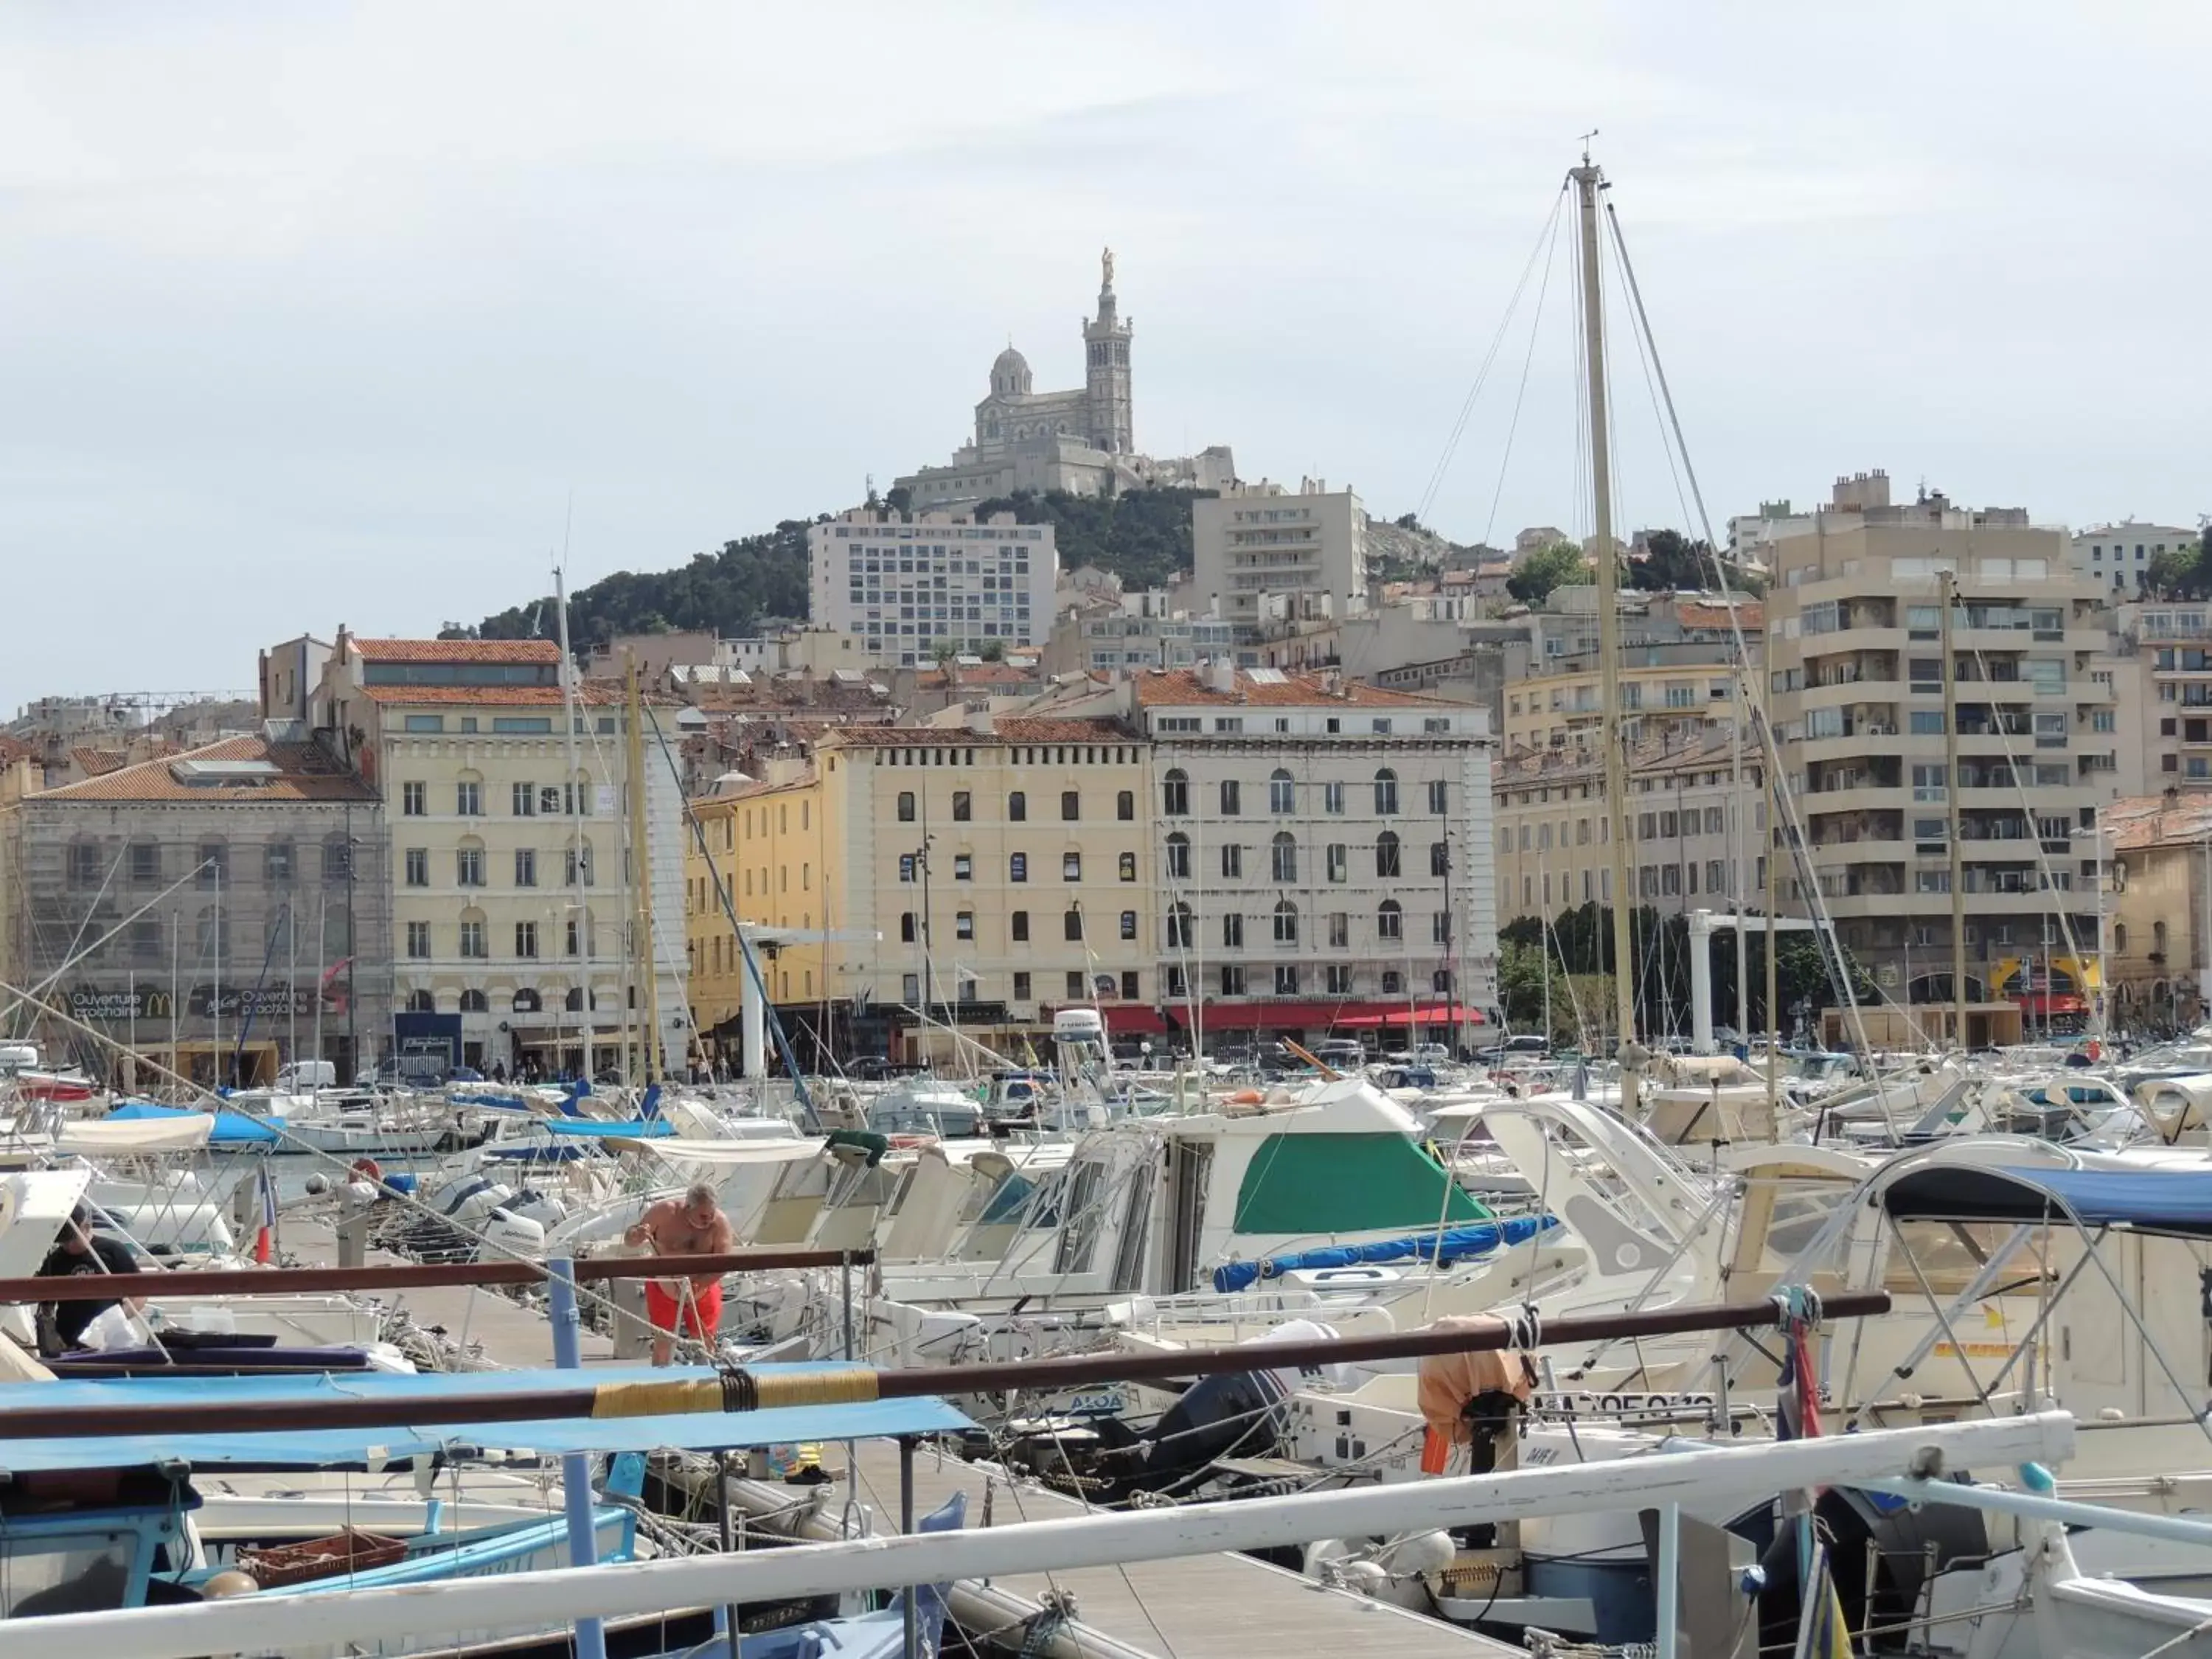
[[350, 1158, 383, 1184]]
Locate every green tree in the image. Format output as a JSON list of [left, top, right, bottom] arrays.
[[1506, 540, 1590, 605], [2146, 540, 2208, 599], [1629, 529, 1717, 592]]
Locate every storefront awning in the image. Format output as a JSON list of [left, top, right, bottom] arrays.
[[1187, 1000, 1486, 1032]]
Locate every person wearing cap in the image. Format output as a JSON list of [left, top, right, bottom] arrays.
[[622, 1180, 732, 1366], [36, 1205, 142, 1354]]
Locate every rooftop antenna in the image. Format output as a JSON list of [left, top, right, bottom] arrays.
[[1579, 128, 1599, 165]]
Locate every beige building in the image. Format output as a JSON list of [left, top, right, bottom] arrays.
[[2103, 790, 2212, 1030], [305, 634, 687, 1080], [1193, 481, 1368, 632], [1766, 481, 2112, 1009], [1492, 729, 1764, 925]]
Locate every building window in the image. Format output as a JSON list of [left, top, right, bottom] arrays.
[[1324, 781, 1345, 815], [1063, 852, 1082, 880], [1166, 965, 1188, 997], [1433, 968, 1454, 994], [1119, 851, 1137, 882], [1374, 768, 1399, 815], [1376, 831, 1402, 878], [1272, 832, 1298, 882], [459, 919, 487, 958], [1326, 964, 1353, 995], [1223, 911, 1245, 948], [263, 841, 294, 885], [1116, 790, 1135, 821], [1066, 970, 1087, 1000], [197, 841, 229, 886], [406, 921, 431, 959], [900, 913, 917, 943], [1326, 844, 1348, 883], [1013, 970, 1032, 1001], [1270, 769, 1295, 813], [903, 973, 922, 1003], [1377, 900, 1402, 940], [403, 848, 428, 887], [404, 714, 444, 734], [1163, 769, 1189, 815], [514, 988, 542, 1012], [1165, 834, 1189, 880], [515, 849, 538, 888], [1273, 898, 1298, 944], [457, 848, 485, 886], [1430, 841, 1449, 876], [1063, 907, 1084, 942], [1220, 779, 1242, 815], [897, 791, 916, 822], [1120, 970, 1139, 1000], [456, 782, 481, 815], [1328, 911, 1349, 948], [1427, 779, 1448, 813], [1167, 902, 1194, 948], [1432, 911, 1451, 945], [1222, 842, 1243, 879], [1009, 790, 1026, 821], [1274, 964, 1300, 995], [403, 782, 425, 816], [406, 989, 435, 1012], [1010, 852, 1028, 882], [512, 782, 536, 817], [515, 921, 539, 959], [566, 844, 594, 886], [1061, 790, 1080, 821], [953, 855, 973, 880], [128, 841, 161, 884], [1220, 964, 1245, 996], [1382, 969, 1402, 995], [952, 790, 971, 821], [956, 911, 975, 941], [1119, 909, 1137, 941]]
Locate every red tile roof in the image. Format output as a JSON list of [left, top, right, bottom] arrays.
[[992, 717, 1138, 743], [1673, 600, 1764, 631], [358, 685, 623, 708], [34, 735, 377, 804], [1132, 668, 1456, 709], [351, 637, 560, 664]]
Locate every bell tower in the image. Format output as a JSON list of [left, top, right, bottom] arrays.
[[1082, 247, 1133, 456]]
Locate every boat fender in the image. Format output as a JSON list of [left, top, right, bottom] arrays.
[[351, 1157, 383, 1185]]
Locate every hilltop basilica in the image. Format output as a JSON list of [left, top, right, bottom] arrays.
[[894, 251, 1237, 511]]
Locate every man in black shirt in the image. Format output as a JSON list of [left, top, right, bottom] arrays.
[[37, 1205, 142, 1352]]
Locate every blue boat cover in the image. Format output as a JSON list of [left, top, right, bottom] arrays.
[[109, 1101, 284, 1144], [1211, 1215, 1557, 1293], [0, 1363, 973, 1473], [541, 1117, 673, 1138], [1884, 1165, 2212, 1237], [465, 1092, 538, 1110]]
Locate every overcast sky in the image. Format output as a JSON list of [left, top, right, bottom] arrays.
[[4, 2, 2205, 710]]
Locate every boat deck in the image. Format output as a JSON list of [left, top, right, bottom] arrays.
[[285, 1220, 1506, 1659]]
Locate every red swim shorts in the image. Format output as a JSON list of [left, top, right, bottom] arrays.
[[644, 1279, 723, 1341]]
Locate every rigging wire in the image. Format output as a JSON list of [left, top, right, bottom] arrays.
[[1481, 198, 1569, 549]]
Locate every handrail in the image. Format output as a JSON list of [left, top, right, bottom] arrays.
[[0, 1247, 875, 1304]]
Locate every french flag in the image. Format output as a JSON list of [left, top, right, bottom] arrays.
[[254, 1163, 277, 1265]]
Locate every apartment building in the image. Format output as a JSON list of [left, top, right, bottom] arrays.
[[2070, 520, 2197, 595], [1192, 481, 1368, 631], [2115, 601, 2212, 788], [1492, 730, 1764, 925], [1765, 486, 2111, 1012], [0, 734, 389, 1087], [1107, 666, 1496, 1047], [313, 635, 686, 1080], [807, 508, 1057, 668]]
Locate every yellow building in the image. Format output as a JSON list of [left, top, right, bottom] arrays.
[[685, 715, 1157, 1070], [1501, 658, 1743, 755]]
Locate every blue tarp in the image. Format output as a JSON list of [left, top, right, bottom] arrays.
[[108, 1100, 283, 1145], [462, 1092, 537, 1111], [1211, 1215, 1557, 1293], [541, 1117, 673, 1138], [0, 1363, 973, 1473], [1884, 1164, 2212, 1238]]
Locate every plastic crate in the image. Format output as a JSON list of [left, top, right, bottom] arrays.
[[239, 1528, 408, 1590]]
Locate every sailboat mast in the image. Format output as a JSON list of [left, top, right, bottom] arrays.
[[1941, 569, 1967, 1048], [1572, 156, 1638, 1105], [625, 655, 662, 1085], [554, 563, 585, 1080]]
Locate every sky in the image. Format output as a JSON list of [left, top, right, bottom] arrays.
[[3, 1, 2207, 709]]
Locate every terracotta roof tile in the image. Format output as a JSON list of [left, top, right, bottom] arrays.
[[352, 638, 560, 664], [358, 685, 622, 707], [1132, 668, 1458, 709], [34, 735, 378, 804], [992, 717, 1138, 743]]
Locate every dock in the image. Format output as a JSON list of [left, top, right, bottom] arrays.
[[281, 1217, 1509, 1659]]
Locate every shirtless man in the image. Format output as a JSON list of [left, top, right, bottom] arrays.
[[622, 1180, 733, 1366]]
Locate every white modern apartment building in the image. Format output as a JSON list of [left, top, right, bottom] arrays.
[[1192, 481, 1368, 632], [807, 508, 1057, 669], [2070, 520, 2197, 595]]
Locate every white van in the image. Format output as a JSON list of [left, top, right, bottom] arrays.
[[274, 1060, 336, 1091]]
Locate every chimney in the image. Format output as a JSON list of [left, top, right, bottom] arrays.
[[1208, 657, 1239, 695]]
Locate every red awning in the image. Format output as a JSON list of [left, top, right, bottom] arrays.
[[2015, 993, 2087, 1016], [1096, 1005, 1177, 1036], [1190, 1000, 1485, 1032], [1335, 1002, 1483, 1029]]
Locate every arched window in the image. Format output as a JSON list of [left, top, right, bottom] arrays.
[[1119, 852, 1137, 882], [2115, 922, 2129, 954], [1063, 908, 1084, 942], [2155, 919, 2170, 957], [405, 990, 435, 1013], [1273, 899, 1298, 945], [1166, 832, 1191, 880], [513, 988, 542, 1012], [1166, 902, 1194, 949], [1376, 831, 1402, 879], [1271, 832, 1298, 883], [459, 989, 489, 1014], [565, 987, 586, 1012], [897, 791, 916, 823], [263, 841, 296, 885], [1269, 769, 1295, 814], [1008, 790, 1027, 821], [1163, 769, 1189, 816], [1378, 900, 1403, 941], [1116, 790, 1135, 821], [1374, 768, 1399, 815]]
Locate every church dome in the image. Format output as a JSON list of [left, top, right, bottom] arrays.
[[991, 346, 1033, 397]]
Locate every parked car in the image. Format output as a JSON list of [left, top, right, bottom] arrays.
[[1476, 1034, 1550, 1062]]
